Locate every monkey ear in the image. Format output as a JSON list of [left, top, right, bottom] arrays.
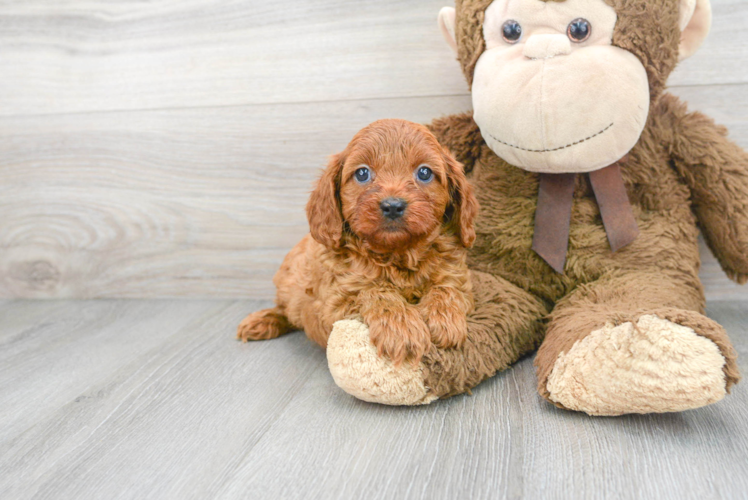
[[306, 152, 345, 248], [678, 0, 712, 61], [444, 148, 478, 248], [438, 7, 458, 54]]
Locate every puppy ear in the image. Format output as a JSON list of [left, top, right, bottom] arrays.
[[444, 148, 479, 248], [307, 152, 345, 248]]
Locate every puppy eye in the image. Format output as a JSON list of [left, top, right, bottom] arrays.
[[354, 167, 371, 184], [416, 165, 434, 183], [502, 20, 522, 44], [567, 18, 591, 43]]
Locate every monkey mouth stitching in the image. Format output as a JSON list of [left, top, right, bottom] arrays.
[[488, 123, 615, 153]]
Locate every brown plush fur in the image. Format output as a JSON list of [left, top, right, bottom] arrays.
[[420, 0, 747, 405], [238, 119, 478, 366]]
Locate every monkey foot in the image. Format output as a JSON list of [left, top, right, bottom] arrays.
[[546, 314, 728, 416], [326, 319, 438, 406]]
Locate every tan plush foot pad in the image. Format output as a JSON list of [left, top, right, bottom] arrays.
[[547, 314, 727, 416], [326, 319, 437, 406]]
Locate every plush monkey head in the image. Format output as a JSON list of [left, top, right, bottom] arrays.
[[438, 0, 712, 173]]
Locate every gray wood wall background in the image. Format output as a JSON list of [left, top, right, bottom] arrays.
[[0, 0, 746, 300]]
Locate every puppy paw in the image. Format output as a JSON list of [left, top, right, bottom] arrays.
[[422, 307, 468, 350], [367, 307, 431, 367], [237, 308, 290, 342]]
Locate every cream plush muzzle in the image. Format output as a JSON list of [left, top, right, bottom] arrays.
[[471, 0, 650, 173], [437, 0, 713, 174]]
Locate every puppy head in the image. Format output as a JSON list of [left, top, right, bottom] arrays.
[[307, 119, 478, 252]]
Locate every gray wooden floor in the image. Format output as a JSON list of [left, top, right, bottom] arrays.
[[1, 299, 747, 500]]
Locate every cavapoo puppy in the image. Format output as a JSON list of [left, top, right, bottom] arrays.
[[237, 119, 478, 365]]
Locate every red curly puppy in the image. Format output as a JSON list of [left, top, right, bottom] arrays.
[[237, 119, 478, 365]]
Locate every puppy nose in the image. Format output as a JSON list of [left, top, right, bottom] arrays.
[[380, 198, 407, 220], [523, 34, 571, 60]]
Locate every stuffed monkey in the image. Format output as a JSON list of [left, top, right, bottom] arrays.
[[325, 0, 747, 415]]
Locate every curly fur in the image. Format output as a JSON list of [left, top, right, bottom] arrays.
[[238, 119, 479, 366]]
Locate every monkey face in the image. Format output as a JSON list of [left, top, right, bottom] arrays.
[[470, 0, 651, 174]]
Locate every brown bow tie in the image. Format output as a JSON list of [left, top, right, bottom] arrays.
[[531, 160, 639, 274]]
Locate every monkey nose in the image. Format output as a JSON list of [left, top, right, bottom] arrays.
[[523, 34, 572, 60]]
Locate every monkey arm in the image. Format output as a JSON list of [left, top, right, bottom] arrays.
[[668, 98, 748, 284], [428, 112, 484, 174]]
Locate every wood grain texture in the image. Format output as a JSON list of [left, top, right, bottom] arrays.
[[0, 0, 745, 117], [1, 89, 746, 299], [0, 0, 467, 117], [0, 299, 328, 500], [0, 0, 747, 299], [0, 299, 746, 500], [0, 96, 473, 298], [0, 300, 219, 443]]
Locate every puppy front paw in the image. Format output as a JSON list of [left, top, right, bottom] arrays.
[[428, 311, 468, 350], [367, 308, 431, 367], [420, 304, 468, 350], [237, 308, 290, 342]]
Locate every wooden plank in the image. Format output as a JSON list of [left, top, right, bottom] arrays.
[[215, 364, 748, 500], [0, 95, 473, 299], [0, 0, 744, 117], [2, 85, 747, 300], [0, 300, 746, 499], [214, 358, 523, 500], [0, 300, 225, 444], [0, 300, 71, 342], [0, 0, 467, 117], [208, 303, 748, 500], [0, 299, 328, 500]]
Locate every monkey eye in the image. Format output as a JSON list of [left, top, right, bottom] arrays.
[[502, 20, 522, 44], [416, 165, 434, 183], [567, 18, 591, 43], [354, 166, 372, 184]]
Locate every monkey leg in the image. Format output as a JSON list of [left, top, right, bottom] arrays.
[[326, 271, 548, 405], [535, 271, 740, 416]]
